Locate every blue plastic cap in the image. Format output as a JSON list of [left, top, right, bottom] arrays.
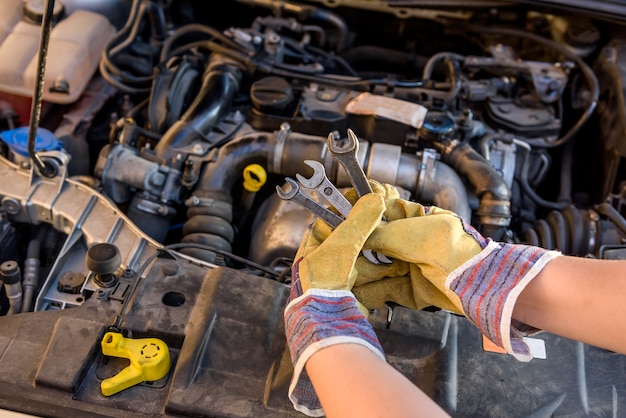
[[0, 127, 62, 157]]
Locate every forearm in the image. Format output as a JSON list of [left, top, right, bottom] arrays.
[[513, 255, 626, 354], [306, 343, 451, 418]]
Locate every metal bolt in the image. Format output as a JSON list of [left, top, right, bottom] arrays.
[[1, 197, 20, 215], [149, 172, 166, 187]]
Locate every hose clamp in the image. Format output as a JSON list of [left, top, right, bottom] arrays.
[[269, 123, 291, 174]]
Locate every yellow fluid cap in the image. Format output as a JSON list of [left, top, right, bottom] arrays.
[[100, 331, 171, 396], [243, 164, 267, 192]]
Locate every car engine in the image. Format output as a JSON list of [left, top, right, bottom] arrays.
[[0, 0, 625, 416]]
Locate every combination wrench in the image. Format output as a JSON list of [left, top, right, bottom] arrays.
[[327, 130, 393, 263], [295, 159, 393, 265], [276, 129, 394, 265], [295, 160, 353, 218], [327, 129, 373, 197]]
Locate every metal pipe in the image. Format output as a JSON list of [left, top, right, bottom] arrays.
[[417, 155, 471, 221], [195, 124, 471, 222], [367, 143, 470, 219]]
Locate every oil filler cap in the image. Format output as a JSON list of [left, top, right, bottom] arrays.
[[250, 76, 294, 113], [100, 332, 171, 396]]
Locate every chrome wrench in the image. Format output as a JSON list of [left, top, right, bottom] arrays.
[[296, 159, 392, 265], [327, 129, 393, 264], [296, 160, 353, 218], [327, 129, 373, 198], [276, 177, 344, 228]]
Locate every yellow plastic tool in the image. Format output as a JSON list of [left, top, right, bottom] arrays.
[[100, 331, 171, 396]]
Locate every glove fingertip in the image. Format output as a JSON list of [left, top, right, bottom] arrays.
[[319, 193, 384, 252], [352, 193, 385, 215], [345, 195, 385, 231]]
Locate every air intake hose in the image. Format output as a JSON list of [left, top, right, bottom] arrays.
[[433, 139, 512, 240], [154, 55, 243, 161]]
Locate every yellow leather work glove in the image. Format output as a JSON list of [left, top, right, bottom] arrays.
[[284, 193, 387, 416], [340, 180, 459, 312], [347, 181, 562, 361], [291, 192, 386, 295], [355, 204, 483, 314]]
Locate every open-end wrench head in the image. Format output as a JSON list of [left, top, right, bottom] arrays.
[[275, 177, 299, 200], [295, 160, 326, 189], [328, 129, 372, 198], [362, 249, 381, 265], [327, 130, 358, 155], [374, 252, 393, 264], [346, 128, 359, 148]]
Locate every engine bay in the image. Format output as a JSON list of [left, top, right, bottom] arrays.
[[0, 0, 625, 416]]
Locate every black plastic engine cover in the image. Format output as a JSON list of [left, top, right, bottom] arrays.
[[0, 257, 623, 417]]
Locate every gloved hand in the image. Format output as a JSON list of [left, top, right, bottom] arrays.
[[284, 193, 387, 417], [349, 185, 561, 361], [342, 181, 464, 313]]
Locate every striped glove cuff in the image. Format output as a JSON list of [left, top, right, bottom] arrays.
[[448, 240, 561, 361], [284, 289, 385, 417]]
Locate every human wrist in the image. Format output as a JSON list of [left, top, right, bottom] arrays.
[[511, 255, 560, 326]]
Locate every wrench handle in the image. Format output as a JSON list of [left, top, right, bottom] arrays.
[[340, 160, 373, 198], [276, 184, 344, 228]]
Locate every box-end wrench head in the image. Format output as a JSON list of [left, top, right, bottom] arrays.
[[276, 177, 344, 229], [327, 129, 373, 198], [296, 160, 353, 218]]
